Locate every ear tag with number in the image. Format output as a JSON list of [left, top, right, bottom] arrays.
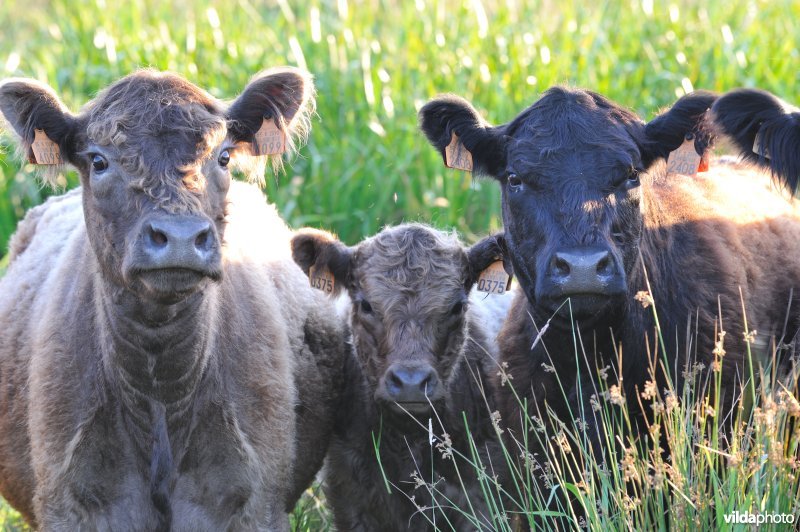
[[253, 117, 286, 156], [476, 260, 511, 295], [666, 135, 702, 178], [309, 264, 335, 294], [445, 132, 473, 172], [30, 129, 63, 165]]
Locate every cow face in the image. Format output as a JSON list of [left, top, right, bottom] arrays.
[[0, 69, 313, 303], [420, 88, 715, 327], [292, 225, 507, 416]]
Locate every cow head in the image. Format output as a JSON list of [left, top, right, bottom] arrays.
[[0, 69, 313, 304], [420, 88, 715, 327], [292, 224, 507, 417]]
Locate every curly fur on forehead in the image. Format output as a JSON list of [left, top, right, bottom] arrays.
[[84, 70, 227, 210], [354, 224, 467, 302]]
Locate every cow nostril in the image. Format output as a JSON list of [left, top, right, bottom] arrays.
[[554, 256, 570, 276], [388, 371, 403, 391], [195, 229, 210, 250], [148, 227, 168, 247], [596, 254, 612, 275]]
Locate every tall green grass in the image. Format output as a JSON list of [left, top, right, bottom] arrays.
[[1, 0, 798, 528], [1, 0, 798, 255]]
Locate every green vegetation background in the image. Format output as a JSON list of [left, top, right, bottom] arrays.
[[0, 0, 797, 528]]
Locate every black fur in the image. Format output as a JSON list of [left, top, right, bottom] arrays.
[[712, 88, 800, 193]]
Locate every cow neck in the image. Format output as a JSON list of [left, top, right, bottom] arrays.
[[97, 281, 216, 442]]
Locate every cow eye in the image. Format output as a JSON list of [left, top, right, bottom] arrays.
[[360, 299, 373, 314], [507, 173, 523, 193], [218, 149, 231, 168], [625, 169, 641, 188], [91, 154, 108, 173], [450, 301, 465, 315]]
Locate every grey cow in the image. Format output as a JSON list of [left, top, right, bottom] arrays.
[[0, 69, 348, 530]]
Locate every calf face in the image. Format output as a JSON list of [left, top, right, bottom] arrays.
[[0, 69, 313, 303], [420, 88, 716, 326], [292, 224, 506, 416]]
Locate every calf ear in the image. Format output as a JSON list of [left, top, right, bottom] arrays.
[[0, 78, 79, 178], [291, 228, 353, 296], [419, 95, 507, 176], [641, 90, 718, 169], [465, 233, 512, 289], [227, 67, 315, 175], [712, 88, 800, 194]]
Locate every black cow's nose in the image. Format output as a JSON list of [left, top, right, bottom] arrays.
[[384, 365, 440, 404], [544, 246, 624, 296], [142, 216, 217, 270]]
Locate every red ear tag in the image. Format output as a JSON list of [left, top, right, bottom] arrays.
[[253, 118, 286, 156], [30, 129, 63, 165], [666, 135, 701, 178], [445, 132, 473, 172]]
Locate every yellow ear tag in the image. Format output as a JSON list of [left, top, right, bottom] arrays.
[[476, 261, 511, 295], [666, 136, 701, 178], [30, 129, 63, 165], [309, 265, 334, 294], [253, 117, 286, 156], [445, 132, 473, 172]]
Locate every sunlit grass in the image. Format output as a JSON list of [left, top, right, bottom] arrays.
[[1, 0, 798, 254]]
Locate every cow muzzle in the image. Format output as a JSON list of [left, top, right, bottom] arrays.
[[127, 214, 222, 298], [377, 362, 442, 415], [537, 245, 626, 317]]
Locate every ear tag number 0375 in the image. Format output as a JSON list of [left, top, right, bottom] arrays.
[[309, 265, 334, 294], [476, 261, 511, 295]]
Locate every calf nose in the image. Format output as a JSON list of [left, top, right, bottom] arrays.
[[384, 365, 440, 404], [142, 216, 217, 270], [545, 246, 623, 295]]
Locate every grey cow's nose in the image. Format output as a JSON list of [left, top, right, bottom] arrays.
[[142, 216, 216, 270], [384, 365, 440, 404]]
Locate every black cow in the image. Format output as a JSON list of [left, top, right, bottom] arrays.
[[419, 87, 800, 464]]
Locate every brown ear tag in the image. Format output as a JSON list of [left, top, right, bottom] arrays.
[[445, 132, 473, 172], [309, 264, 335, 294], [30, 129, 63, 165], [753, 131, 770, 160], [253, 118, 286, 156], [476, 260, 511, 295], [666, 135, 702, 178]]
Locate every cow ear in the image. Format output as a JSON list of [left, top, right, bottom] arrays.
[[227, 67, 315, 177], [465, 232, 512, 289], [641, 90, 718, 169], [712, 88, 800, 194], [0, 78, 79, 180], [291, 228, 353, 296], [419, 95, 507, 177]]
